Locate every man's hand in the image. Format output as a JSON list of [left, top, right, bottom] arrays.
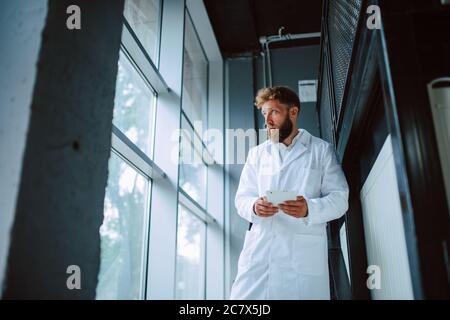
[[279, 196, 308, 218], [253, 197, 278, 217]]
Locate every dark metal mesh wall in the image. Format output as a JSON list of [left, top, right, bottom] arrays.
[[320, 58, 334, 145], [328, 0, 362, 120]]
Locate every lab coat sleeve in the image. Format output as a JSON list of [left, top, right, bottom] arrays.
[[302, 144, 349, 225], [234, 147, 264, 224]]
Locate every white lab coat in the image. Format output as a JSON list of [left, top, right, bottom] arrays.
[[230, 129, 349, 300]]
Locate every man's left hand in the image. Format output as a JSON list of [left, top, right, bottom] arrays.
[[279, 196, 308, 218]]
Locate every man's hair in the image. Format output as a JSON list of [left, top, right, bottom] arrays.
[[254, 86, 301, 110]]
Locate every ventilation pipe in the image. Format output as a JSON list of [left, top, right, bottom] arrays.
[[259, 27, 321, 87]]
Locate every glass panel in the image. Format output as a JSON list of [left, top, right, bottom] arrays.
[[124, 0, 160, 63], [113, 51, 155, 156], [182, 13, 208, 134], [96, 153, 150, 300], [179, 115, 207, 208], [175, 204, 206, 299]]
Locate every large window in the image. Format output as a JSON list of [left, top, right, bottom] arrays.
[[182, 11, 208, 132], [179, 115, 207, 207], [113, 51, 156, 156], [96, 153, 150, 299], [178, 11, 209, 206], [175, 204, 207, 299], [96, 2, 223, 300], [96, 0, 164, 300], [123, 0, 161, 64], [175, 10, 212, 300]]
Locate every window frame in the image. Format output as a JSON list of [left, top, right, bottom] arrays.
[[98, 1, 167, 299], [175, 201, 208, 300], [181, 9, 210, 132], [178, 7, 214, 209], [173, 6, 218, 300], [100, 0, 225, 300]]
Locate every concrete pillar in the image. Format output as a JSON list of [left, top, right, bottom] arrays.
[[3, 0, 124, 299]]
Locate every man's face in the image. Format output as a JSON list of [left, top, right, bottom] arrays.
[[261, 99, 294, 143]]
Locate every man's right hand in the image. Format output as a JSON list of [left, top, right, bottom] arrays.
[[253, 197, 278, 217]]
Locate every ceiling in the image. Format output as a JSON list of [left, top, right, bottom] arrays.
[[203, 0, 323, 57]]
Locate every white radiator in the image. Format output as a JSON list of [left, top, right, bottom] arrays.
[[360, 135, 414, 300], [428, 78, 450, 217], [340, 222, 351, 282]]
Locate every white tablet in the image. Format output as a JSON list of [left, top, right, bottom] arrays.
[[266, 191, 297, 205]]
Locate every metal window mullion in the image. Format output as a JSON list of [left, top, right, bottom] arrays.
[[178, 188, 216, 225], [140, 178, 152, 299], [185, 9, 209, 68], [122, 18, 170, 94], [181, 128, 204, 163], [181, 9, 212, 164], [111, 125, 166, 180], [155, 0, 163, 69], [181, 111, 215, 165]]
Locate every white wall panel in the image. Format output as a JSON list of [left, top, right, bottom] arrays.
[[427, 79, 450, 217], [360, 135, 414, 300]]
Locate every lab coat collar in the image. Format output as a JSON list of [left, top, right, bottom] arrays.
[[266, 129, 311, 150], [266, 129, 312, 170]]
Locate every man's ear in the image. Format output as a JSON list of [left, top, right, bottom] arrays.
[[290, 106, 299, 118]]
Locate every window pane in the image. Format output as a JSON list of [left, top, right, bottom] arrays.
[[96, 153, 150, 300], [124, 0, 160, 62], [113, 51, 155, 156], [179, 115, 207, 208], [175, 205, 206, 299], [182, 13, 208, 132]]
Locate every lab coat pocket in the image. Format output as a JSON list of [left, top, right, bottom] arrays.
[[292, 234, 326, 276], [238, 230, 258, 269]]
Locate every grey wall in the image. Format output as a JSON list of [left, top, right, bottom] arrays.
[[0, 0, 48, 295], [256, 45, 320, 137], [2, 0, 124, 299], [225, 45, 320, 295], [225, 57, 256, 296]]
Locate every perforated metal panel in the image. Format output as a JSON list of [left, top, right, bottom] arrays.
[[328, 0, 362, 121], [320, 55, 334, 145]]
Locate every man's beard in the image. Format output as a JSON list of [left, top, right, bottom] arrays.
[[267, 116, 293, 143]]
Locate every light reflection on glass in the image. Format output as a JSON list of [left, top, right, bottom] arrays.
[[113, 51, 155, 156], [179, 115, 207, 208], [182, 12, 208, 135], [175, 204, 206, 299], [124, 0, 160, 63], [96, 153, 149, 300]]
